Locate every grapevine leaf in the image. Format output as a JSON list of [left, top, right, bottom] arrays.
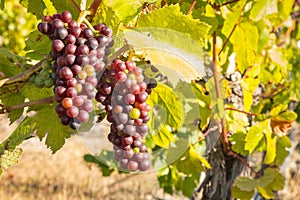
[[151, 124, 173, 148], [231, 185, 254, 200], [231, 22, 258, 73], [243, 90, 253, 112], [264, 132, 276, 164], [148, 83, 184, 129], [257, 168, 276, 187], [137, 4, 210, 45], [181, 174, 200, 197], [30, 104, 72, 153], [244, 124, 264, 154], [0, 47, 26, 78], [1, 92, 25, 124], [176, 145, 210, 174], [257, 186, 274, 199], [270, 104, 288, 116], [107, 0, 142, 24], [165, 138, 189, 165], [24, 30, 51, 60], [235, 176, 257, 192], [275, 136, 291, 166], [92, 1, 121, 34], [228, 132, 249, 156], [20, 0, 46, 19], [84, 151, 118, 176], [249, 0, 277, 21], [0, 148, 23, 169], [51, 0, 92, 20], [268, 169, 284, 190], [4, 117, 36, 150]]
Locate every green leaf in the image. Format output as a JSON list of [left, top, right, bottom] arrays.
[[243, 90, 253, 112], [258, 168, 276, 187], [1, 92, 25, 124], [51, 0, 90, 20], [0, 0, 4, 10], [30, 104, 72, 153], [264, 132, 276, 164], [244, 124, 264, 154], [277, 110, 297, 122], [177, 145, 210, 174], [21, 0, 46, 19], [148, 83, 184, 129], [181, 174, 200, 197], [231, 185, 254, 200], [228, 132, 249, 156], [230, 22, 259, 72], [270, 104, 288, 117], [268, 169, 284, 190], [137, 4, 210, 45], [5, 117, 36, 150], [92, 1, 121, 34], [0, 148, 23, 169], [151, 124, 173, 148], [275, 136, 291, 165], [235, 176, 257, 192], [0, 47, 26, 77], [24, 30, 51, 60], [249, 0, 277, 21], [257, 186, 274, 199]]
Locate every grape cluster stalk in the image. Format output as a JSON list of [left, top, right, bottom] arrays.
[[38, 11, 113, 129], [96, 59, 157, 171]]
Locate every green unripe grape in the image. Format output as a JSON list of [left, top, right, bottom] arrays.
[[29, 75, 36, 83], [34, 76, 44, 88], [44, 78, 53, 88], [129, 74, 135, 80], [129, 108, 141, 119], [83, 65, 95, 76], [41, 60, 51, 70], [133, 147, 140, 153], [39, 69, 50, 80], [78, 71, 87, 80], [75, 83, 82, 93]]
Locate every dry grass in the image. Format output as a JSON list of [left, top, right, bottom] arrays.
[[0, 115, 299, 200], [0, 116, 186, 200]]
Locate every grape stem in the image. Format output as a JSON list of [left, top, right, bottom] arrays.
[[218, 23, 237, 56], [80, 0, 87, 11], [225, 107, 257, 116], [77, 10, 92, 25], [0, 96, 55, 114], [0, 60, 43, 88], [88, 0, 103, 20], [192, 125, 219, 146], [186, 0, 197, 15], [108, 43, 133, 64], [83, 18, 99, 34]]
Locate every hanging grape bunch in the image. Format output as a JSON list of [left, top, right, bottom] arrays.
[[96, 59, 157, 171], [37, 11, 113, 129]]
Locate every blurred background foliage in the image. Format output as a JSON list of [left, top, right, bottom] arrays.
[[0, 0, 37, 55]]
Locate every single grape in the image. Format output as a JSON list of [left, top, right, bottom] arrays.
[[129, 108, 140, 119]]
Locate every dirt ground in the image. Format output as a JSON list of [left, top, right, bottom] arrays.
[[0, 115, 299, 200]]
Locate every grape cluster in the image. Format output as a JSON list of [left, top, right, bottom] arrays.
[[37, 11, 113, 129], [96, 59, 157, 171]]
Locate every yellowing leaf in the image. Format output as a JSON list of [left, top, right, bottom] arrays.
[[250, 0, 277, 21], [137, 4, 210, 45]]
